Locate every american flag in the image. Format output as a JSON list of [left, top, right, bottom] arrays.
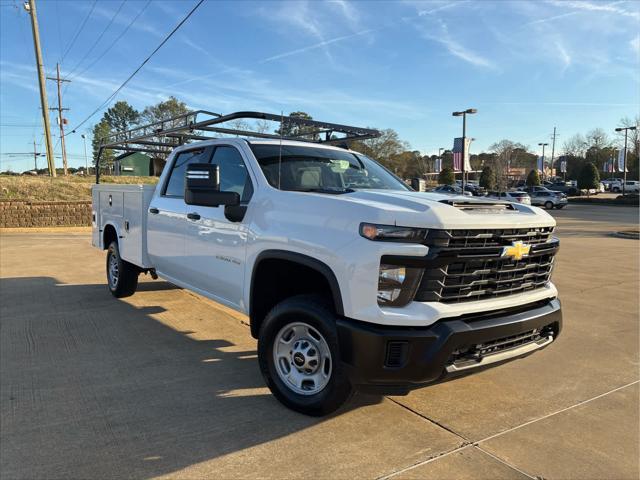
[[452, 137, 463, 171]]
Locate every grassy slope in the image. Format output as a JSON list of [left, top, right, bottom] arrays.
[[0, 175, 158, 202]]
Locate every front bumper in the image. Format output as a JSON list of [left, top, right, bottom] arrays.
[[337, 298, 561, 395]]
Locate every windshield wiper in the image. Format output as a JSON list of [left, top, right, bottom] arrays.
[[288, 187, 355, 194]]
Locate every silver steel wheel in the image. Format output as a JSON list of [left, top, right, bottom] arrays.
[[108, 252, 119, 289], [273, 322, 332, 396]]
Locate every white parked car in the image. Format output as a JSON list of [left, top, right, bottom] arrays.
[[486, 191, 532, 205], [610, 180, 640, 193], [91, 111, 561, 416], [529, 190, 568, 209]]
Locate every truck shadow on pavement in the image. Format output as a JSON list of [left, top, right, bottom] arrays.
[[0, 277, 381, 480]]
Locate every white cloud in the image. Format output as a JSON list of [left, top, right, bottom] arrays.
[[547, 0, 640, 19], [631, 35, 640, 54], [417, 19, 495, 69], [260, 29, 375, 63], [555, 41, 572, 70]]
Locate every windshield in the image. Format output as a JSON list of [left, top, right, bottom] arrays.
[[249, 144, 410, 193]]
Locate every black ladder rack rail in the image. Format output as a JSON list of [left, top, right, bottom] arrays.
[[95, 110, 381, 183]]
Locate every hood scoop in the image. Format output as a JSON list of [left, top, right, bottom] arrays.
[[439, 200, 517, 212]]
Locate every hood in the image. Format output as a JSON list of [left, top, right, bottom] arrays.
[[336, 189, 556, 230]]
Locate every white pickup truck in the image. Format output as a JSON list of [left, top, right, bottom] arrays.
[[93, 135, 562, 416]]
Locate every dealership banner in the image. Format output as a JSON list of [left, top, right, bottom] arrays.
[[434, 157, 442, 173], [559, 156, 567, 173], [537, 156, 544, 173], [617, 148, 628, 172]]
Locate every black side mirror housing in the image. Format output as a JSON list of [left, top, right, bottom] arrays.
[[184, 163, 240, 207]]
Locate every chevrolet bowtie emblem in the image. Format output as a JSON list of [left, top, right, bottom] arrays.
[[502, 241, 531, 260]]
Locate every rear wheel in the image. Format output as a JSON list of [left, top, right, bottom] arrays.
[[613, 187, 621, 193], [258, 295, 353, 416], [544, 201, 554, 210], [106, 241, 139, 298]]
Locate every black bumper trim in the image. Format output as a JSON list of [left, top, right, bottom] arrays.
[[336, 299, 562, 395]]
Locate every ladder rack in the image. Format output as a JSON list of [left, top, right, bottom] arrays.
[[95, 110, 380, 183]]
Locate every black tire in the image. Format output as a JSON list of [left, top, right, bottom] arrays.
[[106, 241, 139, 298], [544, 201, 554, 210], [613, 187, 621, 193], [258, 295, 353, 416]]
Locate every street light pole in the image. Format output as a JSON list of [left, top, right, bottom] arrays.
[[452, 108, 477, 193], [81, 134, 88, 174], [538, 142, 549, 182], [615, 126, 637, 196]]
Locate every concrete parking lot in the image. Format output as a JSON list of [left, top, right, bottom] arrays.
[[1, 204, 638, 479]]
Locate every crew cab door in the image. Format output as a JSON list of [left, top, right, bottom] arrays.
[[147, 147, 213, 280], [184, 145, 253, 309]]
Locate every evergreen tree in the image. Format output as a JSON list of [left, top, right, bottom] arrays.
[[438, 167, 455, 185], [479, 166, 496, 190], [526, 169, 541, 186]]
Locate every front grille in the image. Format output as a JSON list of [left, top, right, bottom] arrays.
[[412, 227, 558, 304]]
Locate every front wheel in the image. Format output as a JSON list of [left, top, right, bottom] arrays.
[[544, 201, 554, 210], [106, 241, 139, 298], [258, 295, 353, 416]]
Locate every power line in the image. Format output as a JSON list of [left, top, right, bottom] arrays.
[[68, 0, 205, 136], [65, 0, 127, 79], [60, 0, 97, 64], [69, 0, 152, 81]]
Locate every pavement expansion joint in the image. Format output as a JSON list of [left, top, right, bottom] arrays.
[[386, 396, 471, 443], [379, 380, 638, 480]]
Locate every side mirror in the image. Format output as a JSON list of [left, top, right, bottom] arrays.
[[184, 163, 240, 207]]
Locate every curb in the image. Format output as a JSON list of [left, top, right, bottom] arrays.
[[0, 226, 92, 234]]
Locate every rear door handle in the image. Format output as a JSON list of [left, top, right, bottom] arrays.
[[187, 212, 201, 221], [149, 207, 159, 214]]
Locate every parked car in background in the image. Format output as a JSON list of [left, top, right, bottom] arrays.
[[602, 178, 624, 191], [523, 186, 558, 194], [609, 180, 640, 193], [486, 191, 531, 205], [529, 190, 568, 209], [433, 184, 473, 196], [547, 182, 578, 196]]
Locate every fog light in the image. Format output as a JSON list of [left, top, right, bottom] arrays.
[[378, 263, 423, 307]]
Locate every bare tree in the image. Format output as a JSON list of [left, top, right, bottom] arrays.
[[615, 116, 639, 153], [489, 139, 527, 190], [563, 133, 588, 157], [585, 128, 609, 148]]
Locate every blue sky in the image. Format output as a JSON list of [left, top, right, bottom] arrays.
[[1, 0, 639, 171]]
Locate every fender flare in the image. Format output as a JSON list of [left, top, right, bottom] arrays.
[[249, 250, 345, 336], [101, 222, 120, 249]]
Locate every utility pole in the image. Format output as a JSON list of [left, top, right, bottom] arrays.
[[550, 127, 558, 178], [33, 140, 38, 171], [24, 0, 56, 177], [47, 63, 70, 175]]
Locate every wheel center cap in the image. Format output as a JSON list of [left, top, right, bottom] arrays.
[[293, 352, 305, 367]]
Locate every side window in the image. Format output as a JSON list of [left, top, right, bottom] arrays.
[[211, 146, 253, 202], [163, 148, 210, 197]]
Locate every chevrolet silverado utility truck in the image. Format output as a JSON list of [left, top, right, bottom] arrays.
[[92, 111, 561, 416]]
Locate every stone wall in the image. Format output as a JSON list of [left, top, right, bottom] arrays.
[[0, 200, 92, 228]]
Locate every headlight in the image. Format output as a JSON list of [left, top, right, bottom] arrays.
[[360, 223, 427, 243], [377, 263, 424, 307]]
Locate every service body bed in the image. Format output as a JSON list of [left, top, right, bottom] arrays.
[[92, 184, 156, 268]]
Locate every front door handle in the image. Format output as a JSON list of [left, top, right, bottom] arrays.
[[149, 207, 159, 214], [187, 212, 201, 221]]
